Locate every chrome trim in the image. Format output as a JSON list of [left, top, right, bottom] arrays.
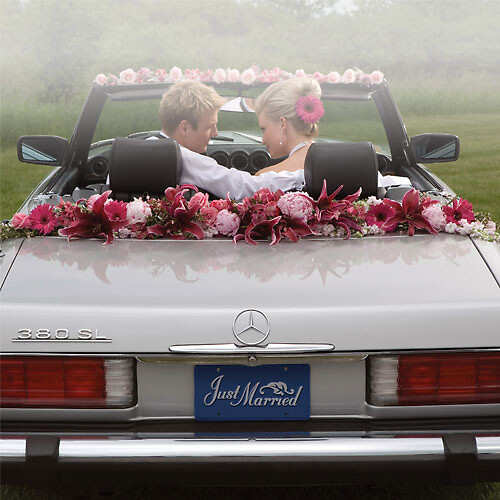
[[168, 343, 335, 355], [2, 436, 499, 462]]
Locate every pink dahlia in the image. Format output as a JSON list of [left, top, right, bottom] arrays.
[[295, 95, 324, 124], [442, 198, 475, 224], [365, 202, 397, 231], [28, 204, 58, 235]]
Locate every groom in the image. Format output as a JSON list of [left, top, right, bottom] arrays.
[[155, 81, 304, 200]]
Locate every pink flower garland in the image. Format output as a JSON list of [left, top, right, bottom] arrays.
[[94, 66, 385, 87], [3, 186, 498, 245]]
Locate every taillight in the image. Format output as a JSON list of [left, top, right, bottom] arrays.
[[369, 353, 500, 406], [0, 357, 135, 408]]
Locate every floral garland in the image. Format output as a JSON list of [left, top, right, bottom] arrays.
[[2, 184, 498, 245], [94, 66, 384, 87]]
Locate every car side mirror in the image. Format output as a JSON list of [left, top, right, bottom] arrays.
[[17, 135, 68, 166], [410, 133, 459, 163]]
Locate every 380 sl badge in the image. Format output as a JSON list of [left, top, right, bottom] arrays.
[[12, 329, 111, 342]]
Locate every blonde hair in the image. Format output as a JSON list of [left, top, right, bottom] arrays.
[[159, 81, 226, 134], [254, 77, 322, 138]]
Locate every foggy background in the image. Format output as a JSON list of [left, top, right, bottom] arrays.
[[1, 0, 499, 103]]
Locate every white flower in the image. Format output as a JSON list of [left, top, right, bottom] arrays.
[[326, 71, 341, 84], [213, 68, 226, 84], [95, 73, 107, 85], [342, 69, 356, 84], [226, 69, 240, 83], [445, 222, 458, 233], [126, 197, 151, 224], [241, 68, 257, 85], [203, 227, 218, 238], [119, 68, 136, 84], [369, 70, 384, 84], [169, 66, 182, 82], [485, 221, 497, 235], [366, 196, 382, 206]]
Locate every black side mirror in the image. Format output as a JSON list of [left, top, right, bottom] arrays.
[[17, 135, 68, 166], [410, 133, 459, 163]]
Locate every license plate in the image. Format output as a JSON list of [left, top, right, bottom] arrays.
[[195, 364, 310, 421]]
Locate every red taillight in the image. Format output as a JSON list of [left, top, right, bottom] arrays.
[[370, 353, 500, 406], [0, 357, 134, 408]]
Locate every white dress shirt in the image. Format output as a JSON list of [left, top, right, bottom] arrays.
[[151, 133, 304, 200]]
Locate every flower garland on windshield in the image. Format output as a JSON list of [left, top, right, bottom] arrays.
[[94, 66, 385, 87], [2, 184, 498, 245]]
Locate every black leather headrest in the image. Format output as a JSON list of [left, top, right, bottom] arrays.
[[304, 142, 378, 199], [109, 137, 182, 200]]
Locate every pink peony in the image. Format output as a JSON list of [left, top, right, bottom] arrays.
[[277, 192, 314, 224], [106, 74, 118, 85], [370, 70, 384, 84], [295, 69, 307, 78], [295, 95, 324, 124], [342, 69, 356, 84], [359, 74, 372, 86], [215, 209, 240, 236], [169, 66, 182, 82], [326, 71, 341, 84], [136, 67, 152, 82], [200, 69, 213, 82], [422, 203, 446, 231], [155, 69, 167, 81], [28, 204, 58, 235], [213, 68, 226, 84], [119, 68, 136, 84], [442, 198, 475, 223], [10, 212, 31, 229], [95, 73, 107, 85], [226, 69, 240, 83], [127, 198, 151, 224], [241, 68, 257, 85], [313, 71, 326, 83]]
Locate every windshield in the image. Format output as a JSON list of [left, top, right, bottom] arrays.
[[92, 92, 390, 156]]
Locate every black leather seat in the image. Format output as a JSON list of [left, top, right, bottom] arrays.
[[304, 142, 378, 199], [109, 137, 182, 201]]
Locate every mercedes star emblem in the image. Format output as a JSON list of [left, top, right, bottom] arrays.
[[232, 309, 270, 346]]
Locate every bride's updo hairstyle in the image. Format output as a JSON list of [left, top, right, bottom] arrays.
[[254, 77, 322, 138]]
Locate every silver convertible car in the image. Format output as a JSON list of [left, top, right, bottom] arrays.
[[1, 69, 499, 495]]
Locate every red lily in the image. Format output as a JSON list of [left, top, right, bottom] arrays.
[[383, 189, 438, 236], [59, 191, 128, 244]]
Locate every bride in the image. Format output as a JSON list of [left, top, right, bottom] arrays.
[[254, 77, 323, 175]]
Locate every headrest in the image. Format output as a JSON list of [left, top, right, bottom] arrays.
[[304, 142, 378, 199], [109, 137, 182, 200]]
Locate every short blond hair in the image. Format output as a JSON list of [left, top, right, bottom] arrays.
[[159, 81, 226, 134], [254, 77, 322, 138]]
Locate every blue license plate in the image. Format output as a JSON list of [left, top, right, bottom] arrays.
[[195, 364, 310, 421]]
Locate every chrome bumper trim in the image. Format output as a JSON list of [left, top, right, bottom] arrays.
[[1, 436, 499, 461]]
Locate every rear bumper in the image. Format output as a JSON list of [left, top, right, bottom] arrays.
[[2, 434, 500, 487]]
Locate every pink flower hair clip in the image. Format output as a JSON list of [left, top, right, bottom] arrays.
[[295, 95, 324, 124]]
